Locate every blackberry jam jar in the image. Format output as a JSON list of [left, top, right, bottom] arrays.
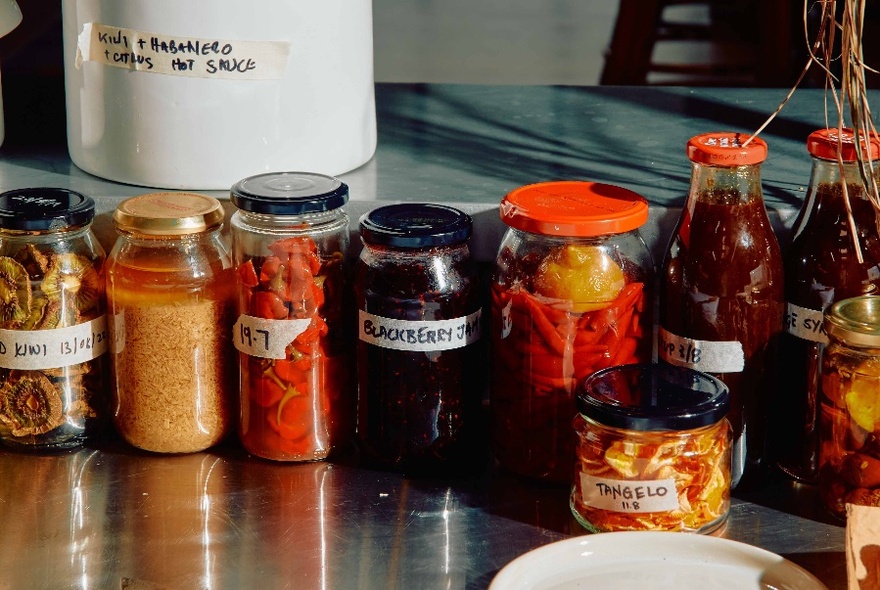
[[354, 204, 483, 473]]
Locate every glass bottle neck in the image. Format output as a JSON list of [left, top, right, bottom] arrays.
[[688, 162, 764, 206]]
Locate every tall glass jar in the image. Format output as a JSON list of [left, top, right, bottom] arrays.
[[355, 204, 483, 474], [230, 172, 351, 462], [491, 181, 654, 483], [107, 192, 236, 454], [659, 132, 784, 489], [775, 128, 880, 483], [0, 188, 109, 450], [818, 296, 880, 518]]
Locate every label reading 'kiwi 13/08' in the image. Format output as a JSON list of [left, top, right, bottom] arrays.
[[0, 315, 108, 370]]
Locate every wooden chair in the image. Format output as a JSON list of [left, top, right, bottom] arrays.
[[600, 0, 795, 87]]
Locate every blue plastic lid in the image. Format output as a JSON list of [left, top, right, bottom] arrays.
[[359, 204, 472, 249], [230, 172, 349, 215], [0, 188, 95, 231], [578, 363, 729, 431]]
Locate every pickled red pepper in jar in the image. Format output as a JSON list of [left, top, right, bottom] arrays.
[[571, 363, 731, 534], [355, 204, 483, 473], [230, 172, 351, 462], [775, 128, 880, 483], [659, 132, 784, 489], [491, 181, 654, 483], [819, 296, 880, 518]]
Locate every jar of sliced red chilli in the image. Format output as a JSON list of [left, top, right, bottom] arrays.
[[491, 181, 654, 483]]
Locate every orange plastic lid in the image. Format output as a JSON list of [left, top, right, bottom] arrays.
[[807, 128, 880, 161], [499, 181, 649, 237], [687, 132, 767, 165]]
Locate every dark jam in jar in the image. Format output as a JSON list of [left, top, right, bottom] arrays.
[[775, 128, 880, 483], [355, 204, 483, 474]]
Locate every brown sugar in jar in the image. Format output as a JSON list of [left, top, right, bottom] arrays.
[[106, 193, 237, 453]]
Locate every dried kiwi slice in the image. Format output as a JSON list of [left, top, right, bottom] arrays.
[[0, 371, 64, 437], [41, 253, 101, 314], [0, 256, 32, 326], [13, 244, 50, 280], [19, 294, 48, 331]]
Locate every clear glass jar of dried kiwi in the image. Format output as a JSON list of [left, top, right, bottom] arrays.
[[0, 188, 109, 450]]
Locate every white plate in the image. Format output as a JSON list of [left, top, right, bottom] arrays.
[[489, 532, 828, 590]]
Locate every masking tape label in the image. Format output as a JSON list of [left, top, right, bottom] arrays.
[[76, 23, 290, 80]]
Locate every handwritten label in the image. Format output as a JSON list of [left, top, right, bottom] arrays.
[[0, 316, 108, 370], [580, 473, 679, 513], [657, 326, 744, 373], [232, 315, 311, 359], [500, 300, 512, 339], [784, 302, 828, 345], [359, 309, 482, 352], [75, 23, 291, 80]]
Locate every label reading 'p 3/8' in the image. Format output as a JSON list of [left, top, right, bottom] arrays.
[[657, 326, 744, 373]]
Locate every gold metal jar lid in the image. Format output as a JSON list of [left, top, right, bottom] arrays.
[[825, 295, 880, 348], [113, 192, 225, 236]]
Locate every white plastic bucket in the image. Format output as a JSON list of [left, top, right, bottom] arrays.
[[62, 1, 376, 190]]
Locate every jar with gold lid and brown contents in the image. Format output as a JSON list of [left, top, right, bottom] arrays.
[[106, 192, 237, 453]]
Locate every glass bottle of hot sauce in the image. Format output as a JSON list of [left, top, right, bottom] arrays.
[[658, 132, 784, 489], [775, 128, 880, 483]]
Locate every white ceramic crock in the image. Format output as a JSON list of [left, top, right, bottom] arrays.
[[61, 1, 376, 190]]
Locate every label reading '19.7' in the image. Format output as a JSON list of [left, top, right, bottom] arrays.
[[232, 315, 311, 359], [359, 309, 482, 352]]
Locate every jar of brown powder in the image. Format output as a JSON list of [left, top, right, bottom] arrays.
[[107, 193, 237, 453]]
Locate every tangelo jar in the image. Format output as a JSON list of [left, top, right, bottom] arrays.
[[229, 172, 351, 462], [0, 188, 109, 450], [491, 181, 654, 483], [107, 192, 237, 454], [355, 204, 483, 474], [818, 296, 880, 519], [571, 363, 731, 534]]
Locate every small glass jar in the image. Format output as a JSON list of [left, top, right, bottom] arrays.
[[230, 172, 351, 462], [491, 181, 654, 483], [355, 203, 483, 473], [0, 188, 109, 450], [107, 192, 236, 453], [571, 363, 731, 534], [818, 295, 880, 518]]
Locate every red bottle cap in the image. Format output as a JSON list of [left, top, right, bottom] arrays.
[[687, 132, 767, 166], [807, 128, 880, 161], [499, 181, 649, 237]]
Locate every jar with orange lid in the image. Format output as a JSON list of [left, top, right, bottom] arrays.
[[490, 181, 654, 483], [659, 132, 783, 489], [774, 128, 880, 484], [106, 192, 237, 453]]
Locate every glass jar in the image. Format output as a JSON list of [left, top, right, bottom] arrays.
[[491, 181, 654, 483], [571, 363, 731, 533], [107, 192, 237, 453], [775, 128, 880, 483], [0, 188, 109, 450], [818, 295, 880, 518], [659, 132, 784, 489], [355, 203, 483, 474], [230, 172, 351, 462]]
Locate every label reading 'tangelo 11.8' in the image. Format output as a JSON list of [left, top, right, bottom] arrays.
[[579, 473, 680, 513], [359, 309, 482, 352]]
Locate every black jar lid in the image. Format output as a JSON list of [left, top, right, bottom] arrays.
[[230, 172, 349, 215], [0, 188, 95, 231], [578, 363, 729, 431], [359, 203, 472, 249]]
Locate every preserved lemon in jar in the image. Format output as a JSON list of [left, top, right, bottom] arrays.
[[491, 181, 654, 483], [818, 296, 880, 518]]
